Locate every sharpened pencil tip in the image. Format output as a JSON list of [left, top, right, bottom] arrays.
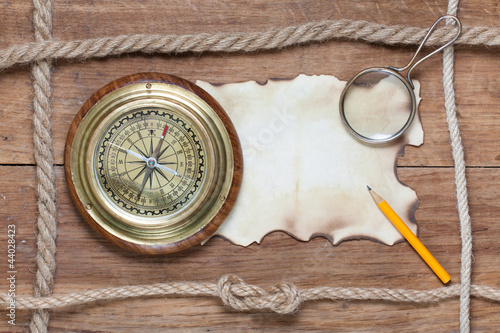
[[366, 185, 372, 191]]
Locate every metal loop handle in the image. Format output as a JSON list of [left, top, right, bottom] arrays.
[[392, 15, 462, 86]]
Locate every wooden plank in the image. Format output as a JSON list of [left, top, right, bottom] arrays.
[[2, 49, 499, 167], [0, 166, 499, 331], [0, 2, 34, 45], [0, 1, 498, 166]]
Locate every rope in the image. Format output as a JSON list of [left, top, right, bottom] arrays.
[[0, 2, 496, 330], [0, 20, 499, 71], [443, 2, 473, 332], [30, 0, 56, 332], [1, 275, 499, 313]]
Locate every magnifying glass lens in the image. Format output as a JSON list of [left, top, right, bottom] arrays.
[[343, 71, 412, 141]]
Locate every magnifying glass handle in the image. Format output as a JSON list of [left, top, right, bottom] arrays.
[[391, 15, 462, 87]]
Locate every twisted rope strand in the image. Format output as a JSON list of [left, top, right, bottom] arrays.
[[444, 44, 474, 332], [1, 275, 499, 314], [0, 20, 499, 71], [30, 0, 56, 332], [443, 3, 474, 332]]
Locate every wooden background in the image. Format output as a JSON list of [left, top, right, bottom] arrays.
[[1, 0, 499, 331]]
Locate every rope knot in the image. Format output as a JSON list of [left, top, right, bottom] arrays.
[[217, 275, 302, 314], [268, 281, 302, 314]]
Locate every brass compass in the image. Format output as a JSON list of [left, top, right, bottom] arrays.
[[65, 73, 242, 254]]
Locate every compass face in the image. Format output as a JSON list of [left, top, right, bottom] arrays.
[[96, 108, 205, 216], [65, 73, 242, 254]]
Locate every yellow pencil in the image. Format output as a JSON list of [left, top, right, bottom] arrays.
[[367, 186, 451, 284]]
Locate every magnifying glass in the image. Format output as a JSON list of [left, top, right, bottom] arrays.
[[339, 15, 462, 144]]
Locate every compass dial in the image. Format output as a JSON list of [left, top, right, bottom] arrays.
[[97, 109, 205, 216], [65, 73, 242, 254]]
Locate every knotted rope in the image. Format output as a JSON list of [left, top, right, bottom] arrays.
[[1, 1, 498, 332], [1, 275, 500, 314]]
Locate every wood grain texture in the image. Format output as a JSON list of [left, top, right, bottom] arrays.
[[0, 0, 499, 331]]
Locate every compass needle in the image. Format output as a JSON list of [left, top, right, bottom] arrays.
[[106, 142, 148, 162], [137, 168, 153, 199], [155, 167, 170, 182], [153, 171, 162, 189], [156, 163, 179, 176], [152, 124, 168, 159]]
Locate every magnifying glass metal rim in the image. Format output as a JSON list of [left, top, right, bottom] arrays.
[[339, 67, 417, 144], [338, 15, 462, 145]]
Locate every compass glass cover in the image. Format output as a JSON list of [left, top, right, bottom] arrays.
[[95, 107, 207, 218]]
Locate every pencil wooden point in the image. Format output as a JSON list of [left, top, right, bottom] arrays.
[[368, 187, 383, 205], [367, 185, 372, 191]]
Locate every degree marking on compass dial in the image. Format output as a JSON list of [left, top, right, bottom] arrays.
[[97, 109, 205, 216]]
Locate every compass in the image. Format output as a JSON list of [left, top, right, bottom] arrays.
[[65, 73, 242, 254]]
